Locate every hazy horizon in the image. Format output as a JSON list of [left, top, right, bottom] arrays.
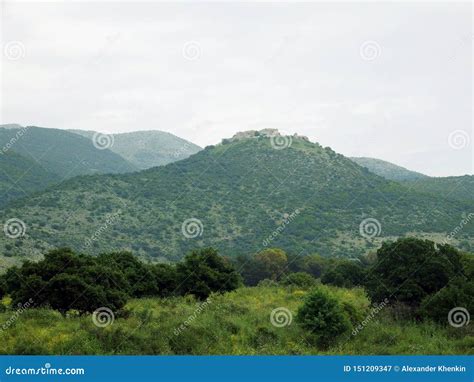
[[1, 2, 472, 177]]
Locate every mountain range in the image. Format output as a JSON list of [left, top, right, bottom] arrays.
[[69, 130, 201, 170], [0, 125, 200, 206], [1, 129, 472, 264]]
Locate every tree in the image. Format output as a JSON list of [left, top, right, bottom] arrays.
[[366, 238, 464, 306], [420, 277, 474, 324], [296, 288, 352, 346], [177, 248, 241, 299], [241, 248, 288, 286], [321, 261, 366, 288]]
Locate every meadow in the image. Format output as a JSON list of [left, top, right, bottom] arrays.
[[1, 285, 472, 355]]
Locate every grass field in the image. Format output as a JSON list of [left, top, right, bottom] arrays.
[[0, 285, 472, 355]]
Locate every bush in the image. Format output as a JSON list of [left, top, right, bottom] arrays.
[[321, 261, 366, 288], [296, 288, 352, 346], [365, 238, 464, 306], [281, 272, 316, 289], [420, 278, 474, 325], [177, 248, 241, 299]]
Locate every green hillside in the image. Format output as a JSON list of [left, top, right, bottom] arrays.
[[350, 157, 428, 181], [0, 126, 135, 178], [402, 175, 474, 203], [70, 130, 202, 169], [0, 151, 59, 206], [1, 131, 472, 261]]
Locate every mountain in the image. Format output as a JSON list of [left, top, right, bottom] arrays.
[[350, 157, 428, 181], [1, 130, 472, 261], [0, 151, 59, 206], [70, 130, 201, 170], [0, 125, 135, 179], [401, 175, 474, 203]]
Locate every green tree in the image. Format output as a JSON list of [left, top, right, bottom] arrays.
[[296, 288, 352, 346], [321, 261, 366, 288], [177, 248, 241, 299], [366, 238, 464, 306]]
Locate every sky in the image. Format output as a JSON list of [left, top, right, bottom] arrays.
[[0, 1, 472, 176]]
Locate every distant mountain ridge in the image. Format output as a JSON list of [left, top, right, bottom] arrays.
[[350, 157, 428, 181], [0, 125, 135, 178], [1, 129, 472, 262], [70, 129, 201, 170]]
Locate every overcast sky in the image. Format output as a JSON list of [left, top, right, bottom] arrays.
[[0, 1, 472, 176]]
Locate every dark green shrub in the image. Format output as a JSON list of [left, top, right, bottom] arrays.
[[420, 278, 474, 325], [177, 248, 241, 299], [321, 261, 366, 288], [366, 238, 464, 306], [281, 272, 316, 289], [296, 288, 352, 346]]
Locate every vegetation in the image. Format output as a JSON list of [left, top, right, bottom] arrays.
[[70, 129, 201, 170], [0, 237, 471, 355], [0, 151, 59, 206], [0, 126, 135, 178], [1, 135, 473, 261], [350, 157, 428, 181]]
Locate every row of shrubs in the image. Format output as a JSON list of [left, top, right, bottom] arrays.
[[0, 247, 240, 313], [0, 238, 472, 331]]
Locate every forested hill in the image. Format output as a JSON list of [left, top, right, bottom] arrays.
[[70, 129, 201, 170], [1, 130, 472, 261], [0, 126, 135, 178], [350, 157, 428, 181]]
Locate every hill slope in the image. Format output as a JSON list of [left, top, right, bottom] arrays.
[[0, 126, 135, 178], [1, 130, 472, 261], [0, 151, 59, 206], [70, 130, 201, 169], [402, 175, 474, 203], [350, 157, 428, 181]]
